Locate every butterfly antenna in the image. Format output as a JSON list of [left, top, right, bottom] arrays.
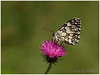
[[42, 28, 54, 34]]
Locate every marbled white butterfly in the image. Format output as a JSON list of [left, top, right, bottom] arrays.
[[53, 17, 81, 45]]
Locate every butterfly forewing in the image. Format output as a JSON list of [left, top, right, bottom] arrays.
[[54, 17, 81, 45]]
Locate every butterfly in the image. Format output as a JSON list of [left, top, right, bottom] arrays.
[[53, 17, 81, 45]]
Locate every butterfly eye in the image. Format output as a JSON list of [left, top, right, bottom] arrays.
[[52, 33, 55, 36]]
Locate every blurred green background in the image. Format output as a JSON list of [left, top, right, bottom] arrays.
[[1, 1, 99, 74]]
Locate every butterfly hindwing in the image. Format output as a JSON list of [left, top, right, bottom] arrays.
[[54, 17, 81, 45]]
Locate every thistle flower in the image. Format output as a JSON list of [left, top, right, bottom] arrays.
[[40, 40, 66, 59], [40, 40, 66, 74]]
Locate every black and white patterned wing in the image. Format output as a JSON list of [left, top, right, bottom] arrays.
[[59, 17, 81, 45]]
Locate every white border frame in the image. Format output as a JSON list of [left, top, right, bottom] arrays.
[[0, 0, 99, 75]]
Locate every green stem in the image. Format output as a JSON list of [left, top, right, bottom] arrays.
[[45, 62, 52, 74]]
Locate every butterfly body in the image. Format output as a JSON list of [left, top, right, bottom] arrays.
[[53, 17, 81, 46]]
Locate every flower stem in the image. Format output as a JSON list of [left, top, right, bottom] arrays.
[[45, 62, 52, 74]]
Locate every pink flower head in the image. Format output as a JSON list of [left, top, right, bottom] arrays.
[[40, 40, 66, 58]]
